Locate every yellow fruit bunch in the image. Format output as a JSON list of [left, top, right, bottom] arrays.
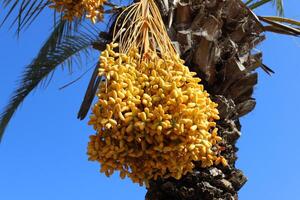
[[87, 43, 226, 186], [49, 0, 106, 23]]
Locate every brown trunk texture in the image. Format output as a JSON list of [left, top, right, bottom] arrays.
[[145, 0, 265, 199]]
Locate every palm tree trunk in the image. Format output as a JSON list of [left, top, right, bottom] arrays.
[[145, 0, 265, 199]]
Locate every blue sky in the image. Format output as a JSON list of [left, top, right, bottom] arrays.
[[0, 1, 299, 200]]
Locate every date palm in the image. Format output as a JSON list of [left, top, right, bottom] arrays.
[[0, 0, 299, 199]]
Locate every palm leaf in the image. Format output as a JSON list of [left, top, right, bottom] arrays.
[[0, 0, 119, 34], [0, 20, 100, 142], [274, 0, 284, 16], [242, 1, 299, 37], [258, 16, 300, 35], [246, 0, 284, 16], [263, 25, 298, 35], [77, 62, 102, 120], [260, 16, 300, 27], [0, 0, 50, 33], [248, 0, 272, 9]]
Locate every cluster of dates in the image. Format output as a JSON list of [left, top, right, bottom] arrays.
[[87, 43, 226, 186], [49, 0, 106, 22]]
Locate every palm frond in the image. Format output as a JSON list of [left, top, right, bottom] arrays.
[[242, 2, 299, 37], [77, 62, 102, 120], [274, 0, 284, 16], [244, 0, 254, 5], [258, 16, 300, 35], [246, 0, 284, 16], [0, 0, 121, 34], [0, 0, 50, 34], [260, 16, 300, 27], [248, 0, 272, 10], [0, 20, 100, 142]]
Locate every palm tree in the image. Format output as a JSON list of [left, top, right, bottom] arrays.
[[1, 0, 299, 199]]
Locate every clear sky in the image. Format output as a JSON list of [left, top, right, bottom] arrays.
[[0, 1, 299, 200]]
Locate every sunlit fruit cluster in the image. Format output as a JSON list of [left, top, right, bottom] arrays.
[[49, 0, 106, 22], [87, 43, 226, 186]]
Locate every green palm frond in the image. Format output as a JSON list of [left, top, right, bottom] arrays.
[[246, 0, 272, 9], [245, 0, 284, 16], [0, 0, 50, 33], [0, 20, 100, 142]]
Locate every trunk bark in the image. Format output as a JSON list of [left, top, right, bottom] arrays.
[[145, 0, 265, 199]]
